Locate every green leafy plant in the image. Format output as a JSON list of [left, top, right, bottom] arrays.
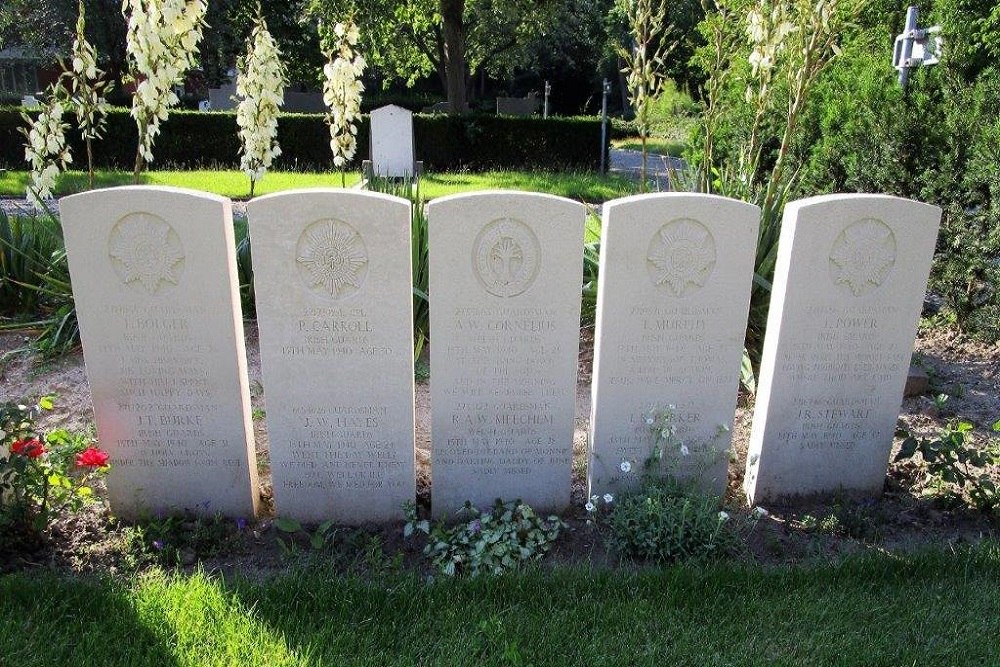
[[594, 404, 743, 562], [619, 0, 675, 190], [605, 477, 739, 563], [0, 396, 109, 549], [895, 420, 1000, 514], [692, 0, 863, 381], [274, 516, 338, 555], [403, 499, 565, 577], [0, 204, 78, 358]]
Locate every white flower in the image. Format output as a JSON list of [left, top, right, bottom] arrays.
[[21, 88, 70, 208], [603, 493, 613, 504], [64, 3, 112, 145], [619, 460, 632, 473], [680, 444, 690, 457], [124, 0, 208, 167], [752, 506, 769, 518], [718, 511, 730, 521], [323, 19, 365, 171], [235, 13, 286, 185], [644, 416, 655, 425], [584, 502, 596, 512]]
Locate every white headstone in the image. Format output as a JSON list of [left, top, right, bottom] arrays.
[[370, 104, 415, 178], [60, 187, 259, 519], [427, 192, 586, 515], [248, 190, 416, 523], [744, 194, 941, 503], [589, 194, 759, 497]]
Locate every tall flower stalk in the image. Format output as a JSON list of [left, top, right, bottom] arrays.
[[322, 20, 365, 187], [694, 0, 860, 381], [236, 9, 287, 198], [64, 0, 112, 189], [123, 0, 208, 183], [620, 0, 674, 191], [20, 87, 72, 209]]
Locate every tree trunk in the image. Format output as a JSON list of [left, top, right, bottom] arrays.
[[440, 0, 469, 113]]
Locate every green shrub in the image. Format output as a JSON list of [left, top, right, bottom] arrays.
[[0, 207, 63, 317], [0, 107, 604, 173], [606, 478, 738, 563]]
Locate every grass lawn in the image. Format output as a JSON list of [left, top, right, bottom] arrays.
[[2, 544, 998, 666], [0, 169, 635, 203]]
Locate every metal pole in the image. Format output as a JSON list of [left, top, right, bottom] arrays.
[[600, 78, 610, 174], [543, 81, 551, 119], [898, 6, 919, 89]]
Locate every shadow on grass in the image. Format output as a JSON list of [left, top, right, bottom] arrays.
[[0, 573, 181, 667]]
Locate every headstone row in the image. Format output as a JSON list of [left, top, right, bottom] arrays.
[[60, 187, 939, 521]]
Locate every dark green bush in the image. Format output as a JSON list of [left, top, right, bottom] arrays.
[[1, 108, 603, 172]]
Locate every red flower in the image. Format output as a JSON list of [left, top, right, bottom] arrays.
[[10, 438, 46, 458], [76, 446, 110, 468]]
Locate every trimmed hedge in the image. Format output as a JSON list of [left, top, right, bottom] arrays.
[[1, 107, 604, 172]]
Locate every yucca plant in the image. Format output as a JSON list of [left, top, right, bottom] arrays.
[[233, 216, 255, 317], [693, 0, 861, 390], [0, 203, 78, 358], [365, 174, 430, 360]]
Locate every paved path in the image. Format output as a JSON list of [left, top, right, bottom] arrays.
[[609, 148, 687, 191]]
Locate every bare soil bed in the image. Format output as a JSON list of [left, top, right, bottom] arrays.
[[1, 321, 997, 574]]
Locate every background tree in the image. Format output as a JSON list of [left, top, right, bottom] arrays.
[[307, 0, 567, 111], [0, 0, 127, 95]]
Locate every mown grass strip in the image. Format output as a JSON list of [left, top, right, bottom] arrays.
[[2, 544, 998, 666], [0, 169, 635, 204]]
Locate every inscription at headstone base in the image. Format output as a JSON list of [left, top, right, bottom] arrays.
[[248, 190, 416, 523], [427, 192, 586, 516], [60, 186, 259, 519], [744, 194, 941, 503], [589, 194, 760, 498]]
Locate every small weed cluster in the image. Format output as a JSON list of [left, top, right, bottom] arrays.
[[404, 499, 565, 576], [896, 420, 1000, 513], [273, 516, 337, 555], [592, 405, 744, 564], [125, 511, 248, 567], [606, 478, 740, 563], [0, 396, 108, 550]]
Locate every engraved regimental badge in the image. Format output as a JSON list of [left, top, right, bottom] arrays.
[[646, 218, 717, 297], [296, 219, 369, 299], [829, 218, 897, 297], [108, 212, 185, 293], [473, 218, 540, 298]]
